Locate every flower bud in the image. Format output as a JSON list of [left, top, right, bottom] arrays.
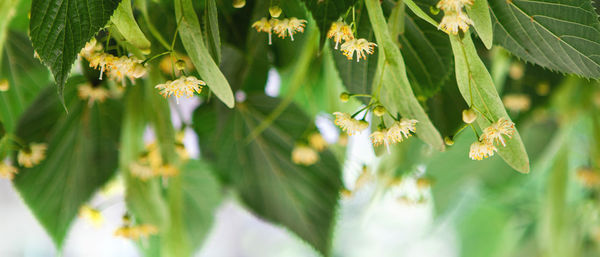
[[339, 92, 350, 102], [373, 105, 386, 117], [462, 109, 477, 124], [0, 79, 9, 92], [269, 6, 282, 18], [232, 0, 245, 8], [444, 136, 454, 146], [175, 60, 187, 71]]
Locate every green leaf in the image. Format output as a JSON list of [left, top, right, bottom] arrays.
[[0, 0, 20, 64], [0, 32, 50, 133], [174, 0, 235, 108], [489, 0, 600, 78], [365, 0, 446, 151], [111, 0, 151, 52], [301, 0, 357, 48], [467, 0, 493, 49], [29, 0, 121, 99], [195, 95, 342, 256], [180, 160, 222, 252], [14, 83, 122, 248], [399, 14, 453, 98], [203, 0, 221, 64], [449, 34, 530, 173]]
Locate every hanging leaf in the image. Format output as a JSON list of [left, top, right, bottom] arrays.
[[29, 0, 121, 100], [174, 0, 235, 108], [111, 0, 151, 52], [0, 32, 50, 132], [14, 81, 122, 247], [489, 0, 600, 78], [194, 95, 342, 256], [399, 14, 453, 98], [449, 34, 529, 173], [365, 0, 446, 151], [301, 0, 357, 48], [203, 0, 221, 64], [467, 0, 493, 49]]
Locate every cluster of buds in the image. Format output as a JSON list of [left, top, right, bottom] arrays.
[[333, 92, 419, 148], [436, 0, 474, 35], [252, 9, 307, 45], [291, 132, 328, 166], [327, 20, 377, 62], [79, 38, 147, 86]]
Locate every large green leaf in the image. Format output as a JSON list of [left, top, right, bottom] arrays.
[[180, 160, 222, 253], [14, 82, 122, 247], [174, 0, 235, 108], [194, 95, 342, 256], [301, 0, 357, 48], [0, 32, 50, 132], [449, 34, 529, 173], [29, 0, 121, 99], [399, 14, 453, 98], [489, 0, 600, 78], [365, 0, 446, 151]]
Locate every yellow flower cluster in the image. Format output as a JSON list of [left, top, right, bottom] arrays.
[[129, 135, 189, 181], [469, 118, 515, 160], [77, 83, 110, 105], [155, 76, 205, 104], [333, 112, 369, 135], [327, 21, 377, 62], [291, 133, 328, 166], [80, 39, 146, 86], [437, 0, 474, 35], [17, 143, 47, 168], [252, 17, 307, 45], [0, 161, 18, 180], [79, 205, 104, 228], [114, 224, 158, 240]]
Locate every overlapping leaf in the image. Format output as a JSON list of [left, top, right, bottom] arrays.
[[14, 81, 122, 247], [489, 0, 600, 78], [29, 0, 121, 99], [193, 95, 342, 256]]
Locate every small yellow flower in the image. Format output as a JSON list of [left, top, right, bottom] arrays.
[[0, 161, 18, 180], [502, 94, 531, 112], [438, 11, 473, 35], [327, 21, 354, 49], [155, 76, 205, 104], [129, 160, 155, 181], [78, 83, 110, 105], [115, 224, 158, 240], [0, 79, 9, 92], [333, 112, 369, 135], [308, 133, 328, 152], [86, 51, 146, 85], [273, 17, 307, 41], [292, 145, 319, 166], [576, 167, 600, 188], [156, 164, 179, 178], [252, 17, 276, 45], [17, 143, 47, 168], [469, 141, 497, 160], [79, 205, 104, 228], [370, 129, 388, 146], [79, 38, 103, 59], [387, 118, 418, 143], [145, 142, 163, 168], [436, 0, 473, 12], [480, 118, 515, 147], [340, 38, 377, 62]]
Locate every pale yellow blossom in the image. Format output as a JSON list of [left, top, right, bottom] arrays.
[[327, 21, 354, 49], [0, 161, 18, 180], [340, 38, 377, 62], [79, 205, 104, 228], [438, 11, 473, 35], [273, 17, 307, 41], [469, 141, 497, 160], [17, 143, 47, 168], [333, 112, 369, 135], [480, 118, 515, 147], [292, 145, 319, 166], [78, 83, 110, 105], [155, 76, 205, 104]]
